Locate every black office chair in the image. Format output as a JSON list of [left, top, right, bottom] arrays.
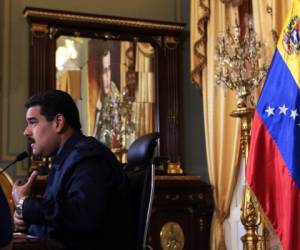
[[125, 132, 160, 250]]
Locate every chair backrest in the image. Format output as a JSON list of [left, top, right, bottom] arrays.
[[125, 132, 160, 250]]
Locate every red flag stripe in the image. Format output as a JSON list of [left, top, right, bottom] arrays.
[[247, 111, 300, 249]]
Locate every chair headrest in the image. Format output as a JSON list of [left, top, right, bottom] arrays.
[[127, 132, 160, 167]]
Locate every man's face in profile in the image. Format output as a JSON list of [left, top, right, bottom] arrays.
[[24, 105, 60, 157], [102, 51, 111, 95]]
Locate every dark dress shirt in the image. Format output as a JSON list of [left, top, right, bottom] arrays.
[[23, 132, 134, 250]]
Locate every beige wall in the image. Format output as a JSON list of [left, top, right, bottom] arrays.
[[0, 0, 181, 179]]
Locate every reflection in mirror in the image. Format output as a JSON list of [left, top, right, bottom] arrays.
[[56, 36, 155, 161]]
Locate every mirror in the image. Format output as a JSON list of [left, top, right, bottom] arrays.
[[56, 36, 155, 160], [24, 7, 184, 166]]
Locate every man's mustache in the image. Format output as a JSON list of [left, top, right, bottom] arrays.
[[28, 137, 35, 144]]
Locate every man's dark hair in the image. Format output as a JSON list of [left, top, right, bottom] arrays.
[[25, 89, 81, 130]]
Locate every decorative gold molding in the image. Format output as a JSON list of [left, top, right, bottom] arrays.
[[163, 36, 179, 50], [31, 23, 49, 33], [167, 161, 183, 174], [30, 23, 49, 39], [164, 36, 177, 45], [199, 217, 204, 232], [23, 9, 185, 32], [160, 222, 184, 250]]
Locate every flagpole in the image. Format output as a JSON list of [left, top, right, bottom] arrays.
[[214, 18, 268, 250], [231, 107, 264, 250]]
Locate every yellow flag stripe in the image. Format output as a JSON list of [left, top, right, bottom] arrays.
[[277, 0, 300, 87]]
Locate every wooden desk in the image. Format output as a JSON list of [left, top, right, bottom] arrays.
[[27, 174, 214, 249], [148, 175, 214, 250], [13, 234, 64, 250]]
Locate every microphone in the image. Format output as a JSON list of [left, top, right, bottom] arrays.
[[0, 151, 29, 175]]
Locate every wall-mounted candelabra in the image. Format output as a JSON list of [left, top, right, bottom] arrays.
[[214, 18, 268, 249]]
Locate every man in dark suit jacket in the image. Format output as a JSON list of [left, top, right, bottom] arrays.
[[0, 186, 12, 250], [12, 90, 134, 250]]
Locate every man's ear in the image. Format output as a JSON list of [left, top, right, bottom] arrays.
[[54, 114, 66, 132]]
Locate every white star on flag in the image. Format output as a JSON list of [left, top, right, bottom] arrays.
[[265, 106, 275, 117], [290, 109, 299, 120], [279, 104, 288, 115]]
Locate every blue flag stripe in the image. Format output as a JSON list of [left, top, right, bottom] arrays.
[[256, 49, 300, 187]]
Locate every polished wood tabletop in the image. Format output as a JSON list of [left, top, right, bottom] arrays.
[[13, 233, 64, 250]]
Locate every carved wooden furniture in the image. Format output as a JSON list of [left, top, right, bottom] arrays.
[[148, 175, 214, 250], [23, 7, 185, 164]]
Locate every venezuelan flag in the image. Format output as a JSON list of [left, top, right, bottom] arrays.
[[246, 1, 300, 249]]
